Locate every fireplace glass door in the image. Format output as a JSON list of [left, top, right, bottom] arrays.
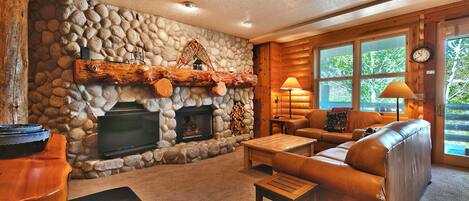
[[175, 106, 213, 143], [98, 102, 159, 159]]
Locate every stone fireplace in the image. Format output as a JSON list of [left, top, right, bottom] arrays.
[[27, 0, 255, 179], [98, 102, 159, 159], [175, 106, 213, 143], [66, 85, 254, 179]]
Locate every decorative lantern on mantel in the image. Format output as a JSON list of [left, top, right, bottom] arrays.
[[192, 58, 203, 70]]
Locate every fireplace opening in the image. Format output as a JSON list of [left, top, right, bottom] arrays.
[[175, 106, 213, 143], [98, 102, 159, 159]]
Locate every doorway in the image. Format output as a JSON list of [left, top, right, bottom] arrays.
[[435, 17, 469, 167]]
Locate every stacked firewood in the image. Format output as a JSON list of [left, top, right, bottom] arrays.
[[230, 102, 246, 136]]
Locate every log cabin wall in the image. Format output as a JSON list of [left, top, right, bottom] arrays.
[[277, 41, 313, 119], [269, 1, 469, 161], [27, 0, 255, 179]]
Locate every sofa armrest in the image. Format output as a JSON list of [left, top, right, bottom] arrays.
[[352, 129, 366, 141], [284, 118, 309, 134], [272, 152, 309, 176], [273, 152, 385, 201]]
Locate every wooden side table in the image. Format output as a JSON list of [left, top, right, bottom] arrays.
[[0, 134, 71, 201], [270, 118, 291, 134], [255, 173, 317, 201]]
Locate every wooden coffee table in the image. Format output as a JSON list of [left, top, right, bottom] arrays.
[[241, 134, 315, 170]]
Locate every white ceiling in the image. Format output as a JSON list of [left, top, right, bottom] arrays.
[[101, 0, 461, 44]]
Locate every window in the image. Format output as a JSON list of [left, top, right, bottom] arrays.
[[360, 77, 405, 112], [316, 34, 408, 113], [360, 35, 407, 112], [318, 44, 353, 109]]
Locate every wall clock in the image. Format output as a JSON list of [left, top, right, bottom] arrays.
[[411, 47, 431, 63]]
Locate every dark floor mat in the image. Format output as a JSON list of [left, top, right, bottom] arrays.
[[70, 187, 142, 201]]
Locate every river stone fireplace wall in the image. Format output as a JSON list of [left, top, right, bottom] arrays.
[[27, 0, 254, 179]]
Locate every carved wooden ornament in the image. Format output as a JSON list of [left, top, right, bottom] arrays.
[[176, 40, 214, 70]]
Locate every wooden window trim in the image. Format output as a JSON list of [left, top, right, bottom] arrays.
[[317, 43, 355, 81], [314, 29, 411, 114], [316, 43, 354, 109], [358, 32, 409, 115]]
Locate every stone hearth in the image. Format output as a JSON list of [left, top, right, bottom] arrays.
[[27, 0, 255, 179], [71, 85, 254, 179]]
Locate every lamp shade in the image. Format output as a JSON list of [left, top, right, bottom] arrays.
[[281, 77, 302, 90], [379, 82, 417, 99]]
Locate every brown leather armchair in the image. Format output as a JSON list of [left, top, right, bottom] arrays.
[[273, 120, 432, 201], [285, 109, 384, 152]]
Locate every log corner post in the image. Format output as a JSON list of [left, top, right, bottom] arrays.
[[0, 0, 29, 124]]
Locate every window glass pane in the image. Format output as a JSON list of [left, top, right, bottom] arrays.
[[360, 77, 405, 112], [320, 45, 353, 78], [361, 35, 406, 75], [319, 80, 352, 110]]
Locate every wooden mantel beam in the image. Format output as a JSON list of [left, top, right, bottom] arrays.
[[0, 0, 29, 124], [74, 60, 257, 97]]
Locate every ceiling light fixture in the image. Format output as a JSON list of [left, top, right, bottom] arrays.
[[241, 20, 253, 28], [181, 1, 196, 9]]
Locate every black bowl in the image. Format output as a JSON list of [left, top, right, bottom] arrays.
[[0, 124, 50, 159], [0, 124, 43, 134]]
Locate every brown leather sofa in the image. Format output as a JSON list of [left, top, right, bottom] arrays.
[[285, 109, 384, 152], [273, 120, 432, 201]]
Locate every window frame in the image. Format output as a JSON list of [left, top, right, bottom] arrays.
[[314, 29, 410, 115], [315, 42, 355, 110]]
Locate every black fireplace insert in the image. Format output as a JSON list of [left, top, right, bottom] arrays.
[[98, 102, 159, 159], [175, 106, 213, 143]]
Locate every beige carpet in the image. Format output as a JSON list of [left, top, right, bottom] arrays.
[[69, 148, 469, 201]]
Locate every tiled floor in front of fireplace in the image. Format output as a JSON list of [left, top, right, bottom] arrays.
[[69, 148, 469, 201]]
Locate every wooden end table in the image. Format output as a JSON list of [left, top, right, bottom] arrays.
[[255, 173, 318, 201], [269, 118, 291, 134], [241, 134, 315, 170]]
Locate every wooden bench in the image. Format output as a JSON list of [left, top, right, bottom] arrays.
[[255, 173, 318, 201]]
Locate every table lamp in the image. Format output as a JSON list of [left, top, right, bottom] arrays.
[[281, 77, 302, 119], [379, 82, 416, 121]]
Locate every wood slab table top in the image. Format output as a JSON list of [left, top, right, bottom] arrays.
[[242, 134, 316, 153], [0, 134, 71, 201]]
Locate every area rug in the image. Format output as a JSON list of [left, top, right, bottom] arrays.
[[70, 186, 142, 201]]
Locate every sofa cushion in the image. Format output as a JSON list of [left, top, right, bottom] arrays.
[[321, 132, 353, 144], [295, 128, 326, 139], [324, 111, 349, 132], [316, 147, 348, 162], [346, 111, 382, 132], [337, 141, 355, 150], [306, 109, 328, 129]]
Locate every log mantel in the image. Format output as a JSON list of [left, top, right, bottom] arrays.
[[74, 60, 257, 97]]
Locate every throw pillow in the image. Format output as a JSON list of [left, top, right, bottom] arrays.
[[324, 111, 349, 133]]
